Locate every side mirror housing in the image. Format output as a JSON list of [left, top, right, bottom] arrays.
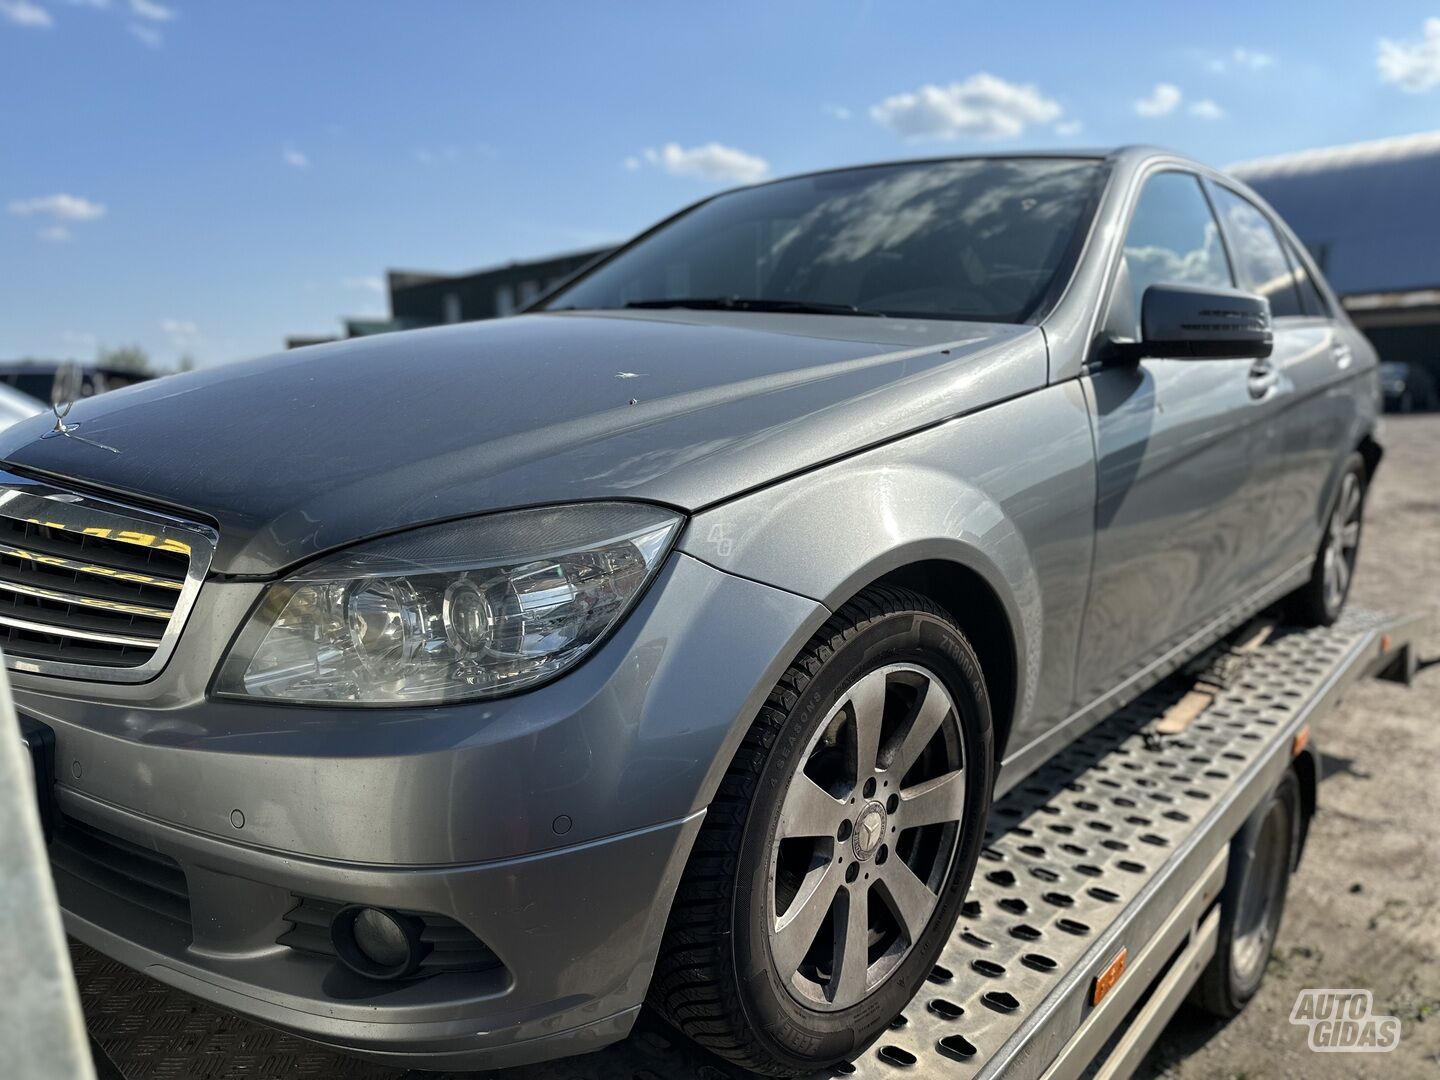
[[1112, 283, 1273, 363]]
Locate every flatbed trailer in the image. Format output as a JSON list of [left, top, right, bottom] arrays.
[[77, 608, 1426, 1080]]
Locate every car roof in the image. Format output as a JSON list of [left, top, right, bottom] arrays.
[[703, 146, 1209, 197]]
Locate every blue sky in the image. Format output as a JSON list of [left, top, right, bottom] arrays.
[[4, 0, 1439, 368]]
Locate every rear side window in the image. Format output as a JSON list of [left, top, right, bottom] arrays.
[[1115, 171, 1231, 334], [1208, 185, 1303, 318], [1283, 237, 1330, 317]]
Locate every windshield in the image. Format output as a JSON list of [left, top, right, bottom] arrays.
[[546, 158, 1102, 324]]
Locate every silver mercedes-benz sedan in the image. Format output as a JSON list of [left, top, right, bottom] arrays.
[[5, 147, 1377, 1076]]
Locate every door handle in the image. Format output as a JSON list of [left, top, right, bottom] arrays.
[[1248, 357, 1278, 400], [1331, 343, 1353, 369]]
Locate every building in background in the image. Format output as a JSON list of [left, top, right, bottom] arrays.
[[1232, 131, 1440, 398], [287, 246, 614, 349], [0, 360, 154, 403]]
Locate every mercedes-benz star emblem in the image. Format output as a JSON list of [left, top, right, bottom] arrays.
[[39, 363, 118, 453], [851, 802, 887, 862]]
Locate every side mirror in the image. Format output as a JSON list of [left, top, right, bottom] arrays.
[[1113, 283, 1273, 362]]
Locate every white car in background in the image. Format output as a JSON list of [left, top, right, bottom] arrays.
[[0, 384, 44, 431]]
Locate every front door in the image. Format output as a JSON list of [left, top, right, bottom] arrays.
[[1073, 170, 1270, 708]]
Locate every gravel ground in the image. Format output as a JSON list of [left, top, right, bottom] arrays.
[[1139, 413, 1440, 1079]]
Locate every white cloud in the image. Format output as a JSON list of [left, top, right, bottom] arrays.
[[64, 0, 112, 7], [1054, 119, 1084, 137], [1232, 47, 1273, 71], [39, 225, 73, 243], [161, 318, 201, 349], [1134, 83, 1183, 117], [822, 103, 852, 121], [8, 193, 107, 221], [1208, 47, 1274, 73], [1378, 17, 1440, 92], [413, 145, 461, 166], [869, 74, 1063, 140], [128, 22, 161, 46], [0, 0, 53, 27], [129, 0, 173, 20], [1189, 99, 1225, 119], [342, 276, 384, 294], [634, 142, 770, 183], [282, 146, 310, 169]]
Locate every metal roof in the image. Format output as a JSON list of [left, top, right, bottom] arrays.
[[1229, 131, 1440, 296]]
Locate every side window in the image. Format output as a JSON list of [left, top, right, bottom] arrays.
[[1208, 185, 1303, 318], [1113, 172, 1231, 337], [1283, 236, 1330, 317]]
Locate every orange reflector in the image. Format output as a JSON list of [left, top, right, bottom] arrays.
[[1092, 948, 1127, 1006], [1380, 633, 1393, 653], [1293, 725, 1311, 757]]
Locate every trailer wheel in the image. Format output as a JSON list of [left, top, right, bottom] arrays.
[[1190, 768, 1301, 1018], [649, 586, 994, 1076]]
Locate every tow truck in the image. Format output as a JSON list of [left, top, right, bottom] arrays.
[[65, 608, 1426, 1080]]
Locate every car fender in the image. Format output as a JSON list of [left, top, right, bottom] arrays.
[[679, 381, 1100, 777]]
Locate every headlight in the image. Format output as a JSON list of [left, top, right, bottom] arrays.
[[215, 503, 681, 705]]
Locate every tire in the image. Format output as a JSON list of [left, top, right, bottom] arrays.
[[1286, 452, 1366, 627], [649, 586, 995, 1076], [1190, 769, 1300, 1018]]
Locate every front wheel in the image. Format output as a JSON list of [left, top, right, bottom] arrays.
[[649, 586, 995, 1076]]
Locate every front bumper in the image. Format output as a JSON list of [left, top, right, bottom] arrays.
[[18, 551, 827, 1068], [54, 787, 702, 1069]]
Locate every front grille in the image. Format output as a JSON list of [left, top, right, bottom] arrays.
[[0, 473, 214, 681], [279, 896, 504, 977], [50, 817, 192, 929]]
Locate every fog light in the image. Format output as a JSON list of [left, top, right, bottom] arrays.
[[330, 905, 426, 980]]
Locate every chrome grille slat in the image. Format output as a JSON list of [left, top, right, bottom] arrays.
[[0, 574, 174, 619], [0, 472, 215, 682], [0, 611, 162, 648], [0, 593, 166, 640], [0, 541, 185, 590]]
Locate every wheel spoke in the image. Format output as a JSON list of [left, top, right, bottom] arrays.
[[1343, 476, 1362, 523], [846, 669, 888, 781], [1335, 552, 1351, 597], [1341, 521, 1360, 549], [878, 858, 938, 944], [898, 768, 966, 829], [886, 677, 952, 779], [829, 883, 870, 1005], [1324, 550, 1340, 599], [777, 775, 845, 841], [772, 861, 841, 977]]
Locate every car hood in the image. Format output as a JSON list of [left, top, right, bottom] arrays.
[[0, 310, 1044, 574]]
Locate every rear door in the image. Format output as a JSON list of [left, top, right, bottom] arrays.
[[1206, 183, 1355, 580], [1074, 170, 1267, 708]]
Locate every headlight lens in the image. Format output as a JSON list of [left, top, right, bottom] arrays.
[[215, 503, 681, 705]]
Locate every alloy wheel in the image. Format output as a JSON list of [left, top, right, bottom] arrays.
[[766, 663, 967, 1011], [1321, 471, 1362, 614]]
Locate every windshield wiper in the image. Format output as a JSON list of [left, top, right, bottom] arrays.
[[623, 297, 886, 317]]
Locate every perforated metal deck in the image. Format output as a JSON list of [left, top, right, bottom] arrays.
[[76, 610, 1420, 1080]]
